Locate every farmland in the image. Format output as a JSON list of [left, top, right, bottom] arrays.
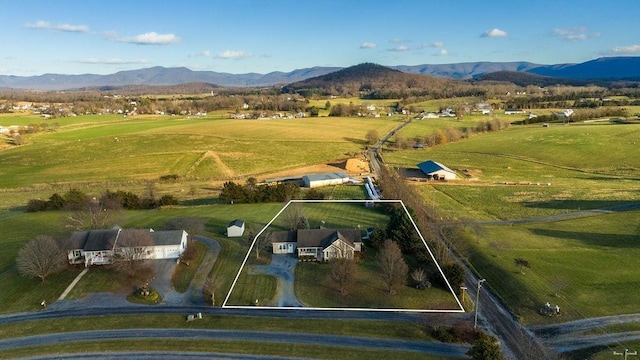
[[1, 95, 639, 359]]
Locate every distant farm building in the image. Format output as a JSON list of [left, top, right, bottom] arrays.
[[302, 172, 350, 188], [504, 108, 525, 115], [417, 160, 457, 180], [227, 219, 245, 237]]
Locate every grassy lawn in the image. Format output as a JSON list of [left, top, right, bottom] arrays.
[[295, 252, 460, 310], [172, 239, 208, 293], [465, 209, 640, 325], [0, 340, 453, 360]]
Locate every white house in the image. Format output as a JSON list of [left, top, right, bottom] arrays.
[[66, 228, 188, 267], [302, 172, 350, 188], [227, 219, 245, 237], [417, 160, 458, 180]]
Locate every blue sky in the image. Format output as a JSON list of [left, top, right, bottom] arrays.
[[1, 0, 639, 76]]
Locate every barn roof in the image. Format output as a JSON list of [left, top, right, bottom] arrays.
[[417, 160, 456, 175], [302, 172, 348, 182]]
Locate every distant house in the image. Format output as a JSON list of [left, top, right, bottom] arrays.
[[302, 172, 350, 188], [272, 228, 363, 262], [504, 108, 525, 115], [66, 228, 188, 267], [558, 109, 574, 117], [417, 160, 457, 180], [227, 219, 245, 237]]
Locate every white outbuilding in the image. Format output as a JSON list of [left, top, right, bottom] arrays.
[[417, 160, 457, 180], [227, 219, 245, 237], [302, 172, 350, 188]]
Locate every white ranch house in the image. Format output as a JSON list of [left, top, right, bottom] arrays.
[[66, 228, 188, 267]]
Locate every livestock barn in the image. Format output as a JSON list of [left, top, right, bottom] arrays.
[[302, 172, 350, 188], [417, 160, 457, 180]]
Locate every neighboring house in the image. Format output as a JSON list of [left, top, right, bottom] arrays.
[[227, 219, 245, 237], [417, 160, 458, 180], [504, 108, 525, 115], [66, 228, 188, 267], [302, 172, 350, 188], [272, 228, 363, 262]]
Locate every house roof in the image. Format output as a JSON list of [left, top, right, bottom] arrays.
[[67, 231, 90, 250], [150, 230, 186, 246], [82, 229, 120, 251], [271, 230, 297, 244], [302, 172, 348, 182], [417, 160, 456, 175], [228, 219, 244, 228], [296, 228, 361, 249]]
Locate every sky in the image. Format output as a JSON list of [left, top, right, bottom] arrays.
[[1, 0, 639, 76]]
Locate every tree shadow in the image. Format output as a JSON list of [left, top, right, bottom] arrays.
[[530, 228, 639, 248], [523, 200, 640, 211]]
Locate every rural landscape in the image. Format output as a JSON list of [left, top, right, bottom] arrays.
[[2, 2, 640, 357]]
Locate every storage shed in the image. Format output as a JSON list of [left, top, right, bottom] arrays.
[[227, 219, 245, 237]]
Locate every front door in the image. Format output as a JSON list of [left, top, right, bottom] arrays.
[[287, 243, 294, 253]]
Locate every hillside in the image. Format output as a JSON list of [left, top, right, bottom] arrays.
[[474, 71, 600, 87], [282, 63, 454, 97], [528, 56, 640, 80]]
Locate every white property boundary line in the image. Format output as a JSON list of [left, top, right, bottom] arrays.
[[222, 199, 465, 313]]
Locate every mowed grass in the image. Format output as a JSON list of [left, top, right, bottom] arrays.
[[466, 209, 640, 325], [0, 114, 402, 189]]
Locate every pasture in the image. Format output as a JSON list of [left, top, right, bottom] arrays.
[[0, 113, 402, 194]]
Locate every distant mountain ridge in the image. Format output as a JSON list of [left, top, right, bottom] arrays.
[[1, 57, 639, 90]]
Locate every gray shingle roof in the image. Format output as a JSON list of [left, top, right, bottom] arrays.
[[274, 228, 361, 249], [151, 230, 186, 246], [83, 229, 120, 251]]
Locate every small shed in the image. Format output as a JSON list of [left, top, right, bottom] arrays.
[[302, 172, 350, 188], [227, 219, 245, 237], [417, 160, 457, 180]]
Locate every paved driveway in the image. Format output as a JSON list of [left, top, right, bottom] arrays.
[[249, 254, 302, 307]]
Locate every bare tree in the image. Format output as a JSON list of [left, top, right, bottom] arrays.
[[377, 239, 408, 294], [253, 230, 272, 260], [16, 235, 65, 282], [204, 274, 223, 306], [365, 129, 380, 145], [330, 258, 356, 296], [66, 198, 122, 231], [111, 230, 153, 277], [164, 217, 205, 240], [283, 202, 308, 230]]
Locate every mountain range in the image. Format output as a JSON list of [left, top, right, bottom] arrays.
[[1, 57, 639, 91]]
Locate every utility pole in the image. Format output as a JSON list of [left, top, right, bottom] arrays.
[[613, 349, 638, 360], [474, 278, 486, 329]]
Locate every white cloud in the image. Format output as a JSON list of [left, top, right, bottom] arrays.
[[609, 44, 640, 55], [360, 42, 377, 49], [118, 32, 181, 45], [481, 28, 508, 38], [433, 49, 448, 56], [78, 58, 149, 65], [189, 50, 211, 58], [215, 50, 252, 59], [553, 27, 597, 41], [388, 45, 409, 52], [25, 21, 89, 33], [432, 41, 444, 48]]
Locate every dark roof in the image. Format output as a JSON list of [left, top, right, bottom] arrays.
[[83, 229, 120, 251], [67, 231, 90, 250], [296, 228, 361, 249], [271, 231, 297, 244], [228, 219, 244, 228], [417, 160, 456, 175], [151, 230, 186, 246]]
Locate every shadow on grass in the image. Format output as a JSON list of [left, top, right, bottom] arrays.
[[530, 228, 639, 248], [523, 200, 640, 211]]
